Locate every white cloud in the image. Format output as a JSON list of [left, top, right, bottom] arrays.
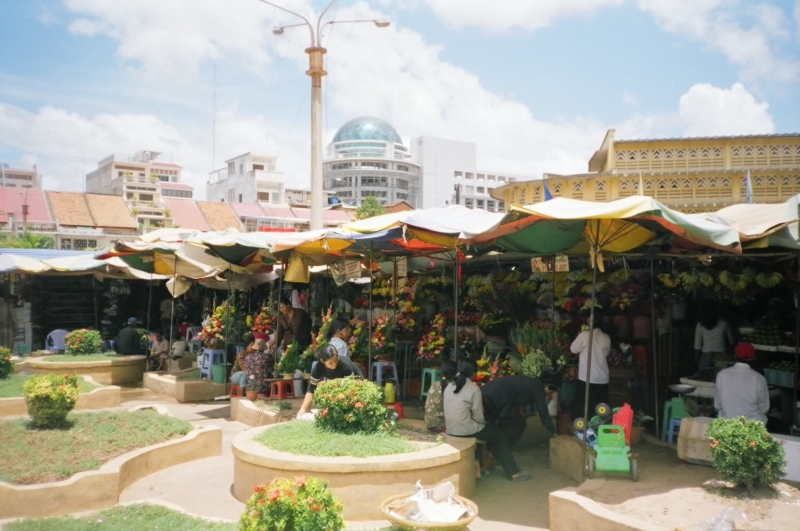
[[622, 91, 638, 106], [616, 83, 775, 139], [424, 0, 623, 32], [638, 0, 796, 85]]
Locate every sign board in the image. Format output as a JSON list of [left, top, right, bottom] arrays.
[[344, 260, 361, 280], [396, 257, 408, 278], [531, 255, 569, 273]]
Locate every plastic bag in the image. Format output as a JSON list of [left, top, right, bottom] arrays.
[[702, 507, 747, 531]]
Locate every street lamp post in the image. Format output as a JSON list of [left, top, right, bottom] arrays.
[[257, 0, 389, 230]]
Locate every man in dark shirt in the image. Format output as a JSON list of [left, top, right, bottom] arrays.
[[297, 344, 359, 417], [114, 317, 143, 355], [481, 375, 556, 448]]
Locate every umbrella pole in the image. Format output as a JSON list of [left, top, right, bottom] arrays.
[[453, 249, 459, 360], [92, 277, 99, 330], [650, 258, 660, 439], [794, 254, 800, 434], [168, 256, 178, 359], [225, 268, 231, 378], [147, 272, 153, 331], [580, 225, 600, 479], [551, 255, 556, 342]]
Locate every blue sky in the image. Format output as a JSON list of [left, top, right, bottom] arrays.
[[0, 0, 797, 196]]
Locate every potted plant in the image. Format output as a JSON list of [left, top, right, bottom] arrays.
[[631, 411, 654, 445], [245, 377, 258, 401], [277, 341, 300, 379]]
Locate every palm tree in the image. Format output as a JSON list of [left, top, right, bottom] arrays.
[[0, 233, 55, 249]]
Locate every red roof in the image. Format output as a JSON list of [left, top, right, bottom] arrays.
[[160, 182, 193, 190], [164, 198, 211, 231], [0, 187, 52, 224], [261, 205, 297, 218], [232, 202, 270, 218], [291, 207, 350, 222]]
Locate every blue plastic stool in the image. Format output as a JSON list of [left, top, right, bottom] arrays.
[[667, 418, 683, 444], [420, 368, 442, 400], [370, 362, 401, 397], [200, 348, 225, 379]]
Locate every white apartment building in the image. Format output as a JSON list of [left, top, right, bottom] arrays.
[[85, 150, 192, 232], [1, 163, 40, 189], [324, 117, 422, 207], [207, 153, 285, 205]]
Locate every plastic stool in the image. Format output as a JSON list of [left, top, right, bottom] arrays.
[[231, 384, 243, 398], [371, 362, 401, 397], [420, 368, 441, 399], [200, 349, 225, 379], [270, 380, 294, 400], [16, 344, 32, 356], [385, 402, 404, 419], [661, 397, 689, 441], [667, 418, 682, 444]]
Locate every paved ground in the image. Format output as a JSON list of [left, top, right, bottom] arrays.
[[118, 387, 577, 530]]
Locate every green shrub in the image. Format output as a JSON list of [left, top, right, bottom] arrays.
[[24, 374, 80, 427], [0, 347, 12, 380], [313, 377, 387, 434], [709, 417, 786, 491], [64, 329, 102, 355], [240, 476, 344, 531]]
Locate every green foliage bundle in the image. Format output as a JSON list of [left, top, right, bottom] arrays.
[[709, 417, 786, 491], [240, 476, 344, 531], [24, 374, 80, 427], [277, 341, 301, 374], [314, 377, 387, 434], [64, 329, 102, 355], [0, 347, 12, 380]]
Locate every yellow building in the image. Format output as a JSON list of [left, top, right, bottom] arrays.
[[491, 130, 800, 213]]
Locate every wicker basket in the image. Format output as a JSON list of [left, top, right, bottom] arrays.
[[380, 493, 479, 531]]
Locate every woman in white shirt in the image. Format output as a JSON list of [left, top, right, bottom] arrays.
[[570, 311, 612, 419], [694, 299, 734, 369]]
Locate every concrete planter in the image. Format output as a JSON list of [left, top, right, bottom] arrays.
[[0, 405, 223, 519], [143, 369, 229, 403], [550, 484, 669, 531], [230, 396, 297, 427], [232, 421, 476, 520], [0, 376, 121, 417], [24, 355, 147, 385]]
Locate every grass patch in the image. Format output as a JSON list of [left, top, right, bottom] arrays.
[[0, 373, 100, 398], [256, 420, 425, 457], [4, 504, 237, 531], [177, 369, 202, 380], [0, 410, 192, 484], [39, 353, 123, 363]]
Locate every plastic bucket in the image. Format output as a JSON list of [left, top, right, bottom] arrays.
[[211, 364, 228, 384]]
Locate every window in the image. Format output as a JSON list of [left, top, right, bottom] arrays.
[[360, 176, 388, 186], [158, 175, 169, 182], [336, 191, 352, 198], [161, 189, 193, 198], [331, 163, 352, 170], [466, 173, 474, 180], [139, 172, 145, 177], [253, 164, 264, 171], [228, 189, 235, 203], [454, 171, 463, 179], [397, 165, 409, 172], [257, 192, 270, 202], [61, 239, 71, 250], [476, 199, 485, 208], [88, 240, 97, 249], [73, 239, 88, 250], [465, 198, 474, 208], [465, 186, 474, 194], [487, 200, 495, 211], [498, 201, 505, 210], [361, 162, 388, 169], [139, 194, 154, 202], [330, 176, 352, 188], [498, 176, 506, 182], [477, 174, 485, 181], [228, 162, 235, 174], [477, 187, 485, 194], [361, 190, 387, 198], [397, 179, 409, 190], [396, 192, 408, 200], [239, 194, 243, 203], [488, 175, 496, 181]]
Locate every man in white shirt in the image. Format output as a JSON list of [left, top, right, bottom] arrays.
[[570, 311, 612, 419], [715, 343, 769, 425]]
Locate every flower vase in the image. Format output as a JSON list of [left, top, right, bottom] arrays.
[[246, 390, 257, 401]]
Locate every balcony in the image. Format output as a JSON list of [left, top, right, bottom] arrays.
[[121, 174, 160, 185]]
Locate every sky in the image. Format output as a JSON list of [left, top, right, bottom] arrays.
[[0, 0, 798, 198]]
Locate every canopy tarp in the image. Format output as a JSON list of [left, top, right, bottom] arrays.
[[42, 255, 171, 280], [0, 253, 51, 273], [472, 196, 742, 268], [98, 241, 225, 279], [697, 195, 800, 250]]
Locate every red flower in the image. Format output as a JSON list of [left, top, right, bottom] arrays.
[[355, 402, 364, 409], [710, 440, 719, 448], [749, 441, 756, 448], [268, 489, 280, 502], [295, 476, 307, 487]]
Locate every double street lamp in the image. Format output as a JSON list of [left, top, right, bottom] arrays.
[[257, 0, 390, 230]]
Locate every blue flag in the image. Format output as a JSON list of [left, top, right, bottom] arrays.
[[543, 180, 554, 201], [745, 169, 753, 204]]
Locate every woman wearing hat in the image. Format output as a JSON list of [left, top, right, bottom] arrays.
[[242, 336, 276, 395]]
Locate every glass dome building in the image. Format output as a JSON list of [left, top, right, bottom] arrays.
[[324, 116, 421, 207]]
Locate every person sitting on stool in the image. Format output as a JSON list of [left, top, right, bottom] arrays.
[[715, 343, 775, 430]]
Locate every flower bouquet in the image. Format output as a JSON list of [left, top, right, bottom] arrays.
[[301, 306, 336, 371], [198, 300, 233, 349], [348, 320, 368, 360], [477, 315, 512, 338], [277, 341, 301, 377], [371, 315, 395, 361], [417, 313, 446, 367], [394, 300, 421, 336], [252, 305, 277, 340]]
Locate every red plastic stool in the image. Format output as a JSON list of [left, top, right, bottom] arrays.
[[231, 384, 242, 398], [270, 380, 294, 400], [384, 402, 404, 419]]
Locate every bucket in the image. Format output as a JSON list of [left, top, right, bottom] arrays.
[[211, 363, 229, 384], [557, 413, 572, 435], [293, 371, 304, 397], [384, 382, 396, 404]]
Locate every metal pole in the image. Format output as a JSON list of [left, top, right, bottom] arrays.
[[453, 250, 459, 360], [650, 258, 660, 439], [551, 255, 556, 340], [307, 46, 326, 231], [580, 222, 600, 477], [147, 272, 153, 331], [794, 254, 800, 433], [367, 258, 373, 379], [168, 255, 178, 356]]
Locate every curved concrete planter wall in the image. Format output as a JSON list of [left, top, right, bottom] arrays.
[[549, 483, 669, 531], [0, 405, 223, 519], [143, 369, 229, 403], [230, 397, 295, 427], [0, 376, 121, 417], [232, 422, 476, 520], [24, 355, 146, 385]]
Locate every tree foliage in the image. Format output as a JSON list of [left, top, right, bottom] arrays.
[[355, 196, 385, 220], [0, 232, 55, 249]]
